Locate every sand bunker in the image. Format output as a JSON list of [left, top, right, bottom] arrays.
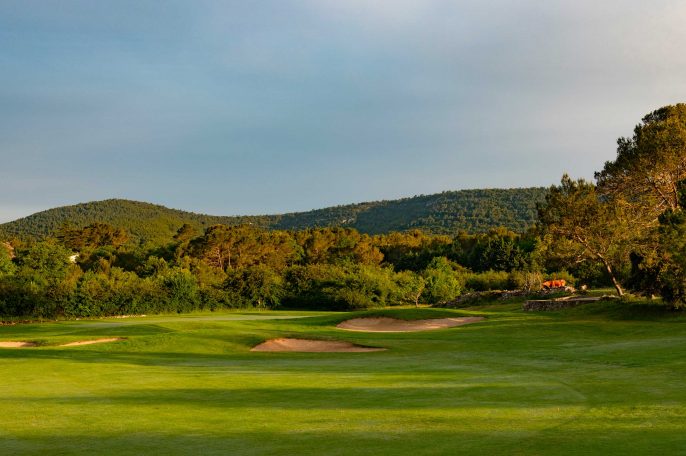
[[0, 341, 37, 348], [60, 337, 126, 347], [251, 338, 386, 353], [337, 316, 484, 332]]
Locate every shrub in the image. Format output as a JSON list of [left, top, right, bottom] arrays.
[[157, 269, 201, 313], [422, 257, 463, 304], [506, 271, 543, 292], [224, 265, 285, 309], [282, 263, 403, 310], [545, 270, 576, 286], [465, 270, 509, 291]]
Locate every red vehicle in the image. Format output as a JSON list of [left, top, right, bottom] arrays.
[[542, 279, 566, 289]]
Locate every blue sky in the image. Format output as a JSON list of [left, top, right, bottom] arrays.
[[1, 0, 686, 222]]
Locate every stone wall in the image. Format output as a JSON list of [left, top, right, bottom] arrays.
[[523, 297, 601, 312]]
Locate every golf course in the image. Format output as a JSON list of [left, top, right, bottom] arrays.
[[2, 302, 685, 455]]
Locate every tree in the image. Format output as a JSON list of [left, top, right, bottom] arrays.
[[477, 235, 527, 272], [191, 225, 299, 272], [0, 243, 16, 277], [537, 175, 638, 296], [297, 228, 383, 265], [394, 270, 425, 307], [12, 240, 80, 316], [58, 223, 129, 251], [596, 104, 686, 221], [225, 265, 285, 308], [190, 225, 253, 271], [421, 257, 462, 304], [653, 181, 686, 305], [174, 224, 198, 243], [17, 240, 73, 281], [592, 104, 686, 296]]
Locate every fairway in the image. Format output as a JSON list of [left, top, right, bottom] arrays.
[[1, 306, 686, 455]]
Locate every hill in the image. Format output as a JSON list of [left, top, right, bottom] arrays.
[[0, 187, 547, 244]]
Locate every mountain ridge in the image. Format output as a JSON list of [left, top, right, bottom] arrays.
[[0, 187, 548, 244]]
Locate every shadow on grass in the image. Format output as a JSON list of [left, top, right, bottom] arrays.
[[555, 300, 686, 321], [2, 425, 685, 456], [0, 382, 592, 410], [0, 323, 175, 340]]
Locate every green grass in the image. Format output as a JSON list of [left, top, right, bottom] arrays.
[[1, 304, 685, 455]]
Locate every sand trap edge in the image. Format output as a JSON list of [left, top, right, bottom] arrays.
[[336, 316, 485, 332], [251, 337, 386, 353], [60, 337, 127, 347], [0, 341, 38, 348]]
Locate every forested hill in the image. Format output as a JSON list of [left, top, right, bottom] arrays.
[[0, 187, 547, 244]]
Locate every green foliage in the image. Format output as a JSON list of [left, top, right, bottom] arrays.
[[189, 225, 300, 272], [596, 103, 686, 218], [652, 181, 686, 306], [0, 221, 560, 318], [0, 188, 547, 246], [476, 233, 528, 272], [505, 271, 543, 292], [16, 240, 73, 280], [537, 174, 633, 295], [225, 265, 285, 308], [282, 263, 412, 310], [375, 230, 453, 271], [58, 222, 129, 251], [545, 270, 576, 286], [297, 228, 383, 265], [421, 257, 463, 303], [158, 269, 201, 313], [589, 104, 686, 298], [68, 268, 158, 317], [449, 228, 540, 273], [0, 245, 16, 277], [464, 270, 510, 291], [332, 265, 401, 310], [393, 270, 426, 307]]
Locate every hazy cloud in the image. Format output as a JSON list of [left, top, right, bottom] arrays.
[[1, 0, 685, 222]]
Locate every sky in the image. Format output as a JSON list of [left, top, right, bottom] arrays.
[[1, 0, 686, 222]]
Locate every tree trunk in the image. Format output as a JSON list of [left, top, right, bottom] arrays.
[[414, 287, 424, 308], [603, 261, 624, 297]]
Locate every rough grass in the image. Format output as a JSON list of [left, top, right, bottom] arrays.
[[1, 304, 685, 455]]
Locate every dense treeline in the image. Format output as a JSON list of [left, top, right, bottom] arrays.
[[0, 220, 575, 318], [0, 188, 547, 245]]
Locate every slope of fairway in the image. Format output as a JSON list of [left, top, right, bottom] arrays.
[[0, 306, 685, 455]]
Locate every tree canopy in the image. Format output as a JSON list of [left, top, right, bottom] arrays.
[[596, 103, 686, 219]]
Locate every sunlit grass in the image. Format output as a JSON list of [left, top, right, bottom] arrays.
[[1, 305, 685, 455]]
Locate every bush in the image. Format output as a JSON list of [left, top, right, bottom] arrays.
[[506, 271, 543, 292], [545, 270, 576, 286], [157, 269, 201, 313], [421, 257, 463, 303], [464, 270, 509, 291], [224, 265, 285, 309], [282, 263, 404, 310]]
